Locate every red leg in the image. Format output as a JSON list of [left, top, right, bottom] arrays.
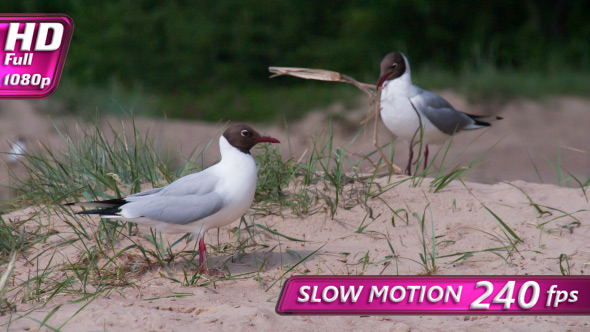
[[198, 236, 208, 274], [423, 144, 429, 170], [197, 236, 225, 277], [405, 145, 413, 176]]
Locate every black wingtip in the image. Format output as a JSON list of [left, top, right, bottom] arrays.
[[64, 198, 127, 208], [466, 114, 502, 127], [67, 198, 126, 215], [76, 209, 102, 215], [474, 120, 491, 127], [92, 198, 127, 205], [75, 206, 122, 216]]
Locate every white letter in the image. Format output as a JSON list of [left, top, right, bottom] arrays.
[[427, 286, 444, 302], [369, 285, 389, 303], [546, 285, 557, 307], [310, 286, 321, 302], [340, 285, 363, 303], [4, 53, 14, 65], [444, 286, 462, 303], [389, 286, 406, 303], [554, 290, 568, 307], [297, 286, 310, 302], [419, 285, 426, 303], [407, 286, 420, 302], [5, 23, 35, 51], [35, 23, 64, 51], [322, 286, 338, 303], [40, 77, 51, 89], [569, 291, 578, 303]]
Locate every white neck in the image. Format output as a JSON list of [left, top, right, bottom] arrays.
[[215, 135, 258, 189], [219, 135, 234, 157], [382, 54, 413, 96], [395, 53, 413, 85], [218, 135, 254, 164]]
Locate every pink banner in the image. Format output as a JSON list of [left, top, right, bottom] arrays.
[[0, 14, 73, 99], [276, 276, 590, 315]]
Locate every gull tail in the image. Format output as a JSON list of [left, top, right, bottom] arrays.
[[65, 198, 126, 216], [463, 114, 503, 130]]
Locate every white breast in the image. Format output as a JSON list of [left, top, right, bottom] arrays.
[[380, 81, 449, 145], [142, 137, 258, 236], [207, 146, 258, 229]]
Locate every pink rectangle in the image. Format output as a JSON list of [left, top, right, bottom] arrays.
[[0, 14, 74, 99], [276, 276, 590, 315]]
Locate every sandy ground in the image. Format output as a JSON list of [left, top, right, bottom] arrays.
[[1, 95, 589, 331], [2, 177, 589, 331]]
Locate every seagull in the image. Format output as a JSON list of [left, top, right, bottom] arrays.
[[377, 52, 501, 175], [69, 123, 280, 275], [6, 136, 27, 163]]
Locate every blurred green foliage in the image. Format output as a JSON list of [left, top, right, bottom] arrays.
[[2, 0, 589, 121]]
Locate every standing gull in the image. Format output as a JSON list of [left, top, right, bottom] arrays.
[[377, 52, 501, 175], [69, 124, 280, 275]]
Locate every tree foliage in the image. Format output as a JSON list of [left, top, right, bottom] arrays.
[[2, 0, 588, 94]]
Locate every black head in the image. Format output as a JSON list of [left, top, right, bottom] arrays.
[[377, 52, 407, 88], [223, 123, 280, 154]]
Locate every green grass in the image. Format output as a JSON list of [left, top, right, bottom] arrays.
[[415, 203, 438, 275], [11, 117, 203, 206], [0, 252, 17, 315], [0, 214, 50, 265]]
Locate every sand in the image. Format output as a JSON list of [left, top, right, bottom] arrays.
[[1, 96, 589, 331]]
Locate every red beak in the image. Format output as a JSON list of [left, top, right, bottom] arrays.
[[257, 136, 280, 144], [376, 72, 392, 89]]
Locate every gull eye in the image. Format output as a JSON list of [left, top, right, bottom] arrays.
[[241, 130, 249, 137]]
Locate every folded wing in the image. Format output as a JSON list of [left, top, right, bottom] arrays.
[[76, 169, 225, 225], [121, 191, 224, 224], [411, 89, 485, 135]]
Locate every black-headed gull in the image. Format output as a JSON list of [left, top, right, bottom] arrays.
[[377, 52, 501, 175], [70, 123, 280, 275]]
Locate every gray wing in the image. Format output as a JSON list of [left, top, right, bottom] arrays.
[[122, 191, 224, 224], [411, 89, 475, 135], [122, 169, 224, 224], [127, 187, 163, 198], [126, 170, 218, 201]]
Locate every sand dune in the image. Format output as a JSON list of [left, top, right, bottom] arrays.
[[1, 176, 589, 331]]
